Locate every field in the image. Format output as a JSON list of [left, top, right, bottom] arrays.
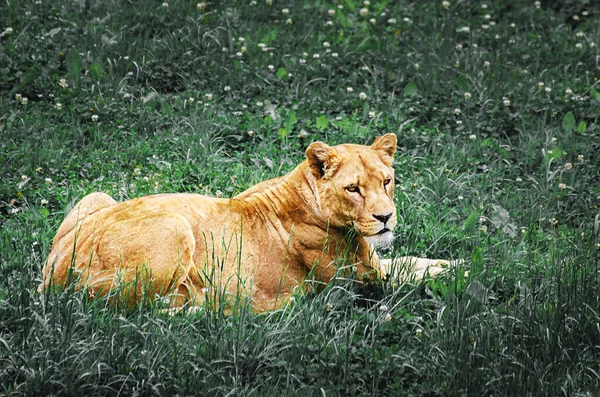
[[1, 0, 600, 395]]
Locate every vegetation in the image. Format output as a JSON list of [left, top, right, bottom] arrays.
[[1, 0, 599, 395]]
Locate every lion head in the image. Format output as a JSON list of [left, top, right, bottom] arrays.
[[305, 133, 398, 248]]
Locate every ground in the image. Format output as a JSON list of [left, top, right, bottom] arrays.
[[0, 0, 599, 395]]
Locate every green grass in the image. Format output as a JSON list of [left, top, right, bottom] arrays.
[[1, 0, 600, 395]]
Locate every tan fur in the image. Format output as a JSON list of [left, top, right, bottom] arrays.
[[41, 134, 451, 311]]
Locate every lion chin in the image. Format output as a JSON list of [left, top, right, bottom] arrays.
[[365, 231, 395, 249]]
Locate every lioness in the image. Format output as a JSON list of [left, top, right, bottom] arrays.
[[41, 134, 450, 311]]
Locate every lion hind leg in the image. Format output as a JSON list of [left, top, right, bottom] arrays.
[[90, 212, 202, 307]]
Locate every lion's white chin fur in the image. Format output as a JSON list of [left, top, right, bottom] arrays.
[[365, 231, 395, 249]]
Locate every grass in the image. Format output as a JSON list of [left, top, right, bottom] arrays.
[[1, 0, 600, 395]]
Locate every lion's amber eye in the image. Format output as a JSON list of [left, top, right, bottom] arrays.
[[345, 184, 359, 193], [383, 178, 391, 186]]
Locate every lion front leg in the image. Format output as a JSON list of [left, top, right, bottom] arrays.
[[379, 256, 459, 283]]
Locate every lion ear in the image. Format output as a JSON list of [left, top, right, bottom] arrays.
[[306, 142, 340, 179], [371, 133, 397, 158]]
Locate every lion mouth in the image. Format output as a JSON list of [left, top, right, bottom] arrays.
[[374, 228, 391, 236]]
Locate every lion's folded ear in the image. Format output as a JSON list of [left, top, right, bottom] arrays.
[[306, 142, 340, 179], [371, 133, 397, 159]]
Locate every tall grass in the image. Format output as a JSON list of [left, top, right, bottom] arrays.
[[1, 0, 600, 395]]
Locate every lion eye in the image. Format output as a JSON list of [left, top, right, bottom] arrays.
[[345, 184, 359, 193], [383, 178, 391, 186]]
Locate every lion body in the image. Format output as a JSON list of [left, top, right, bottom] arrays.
[[41, 134, 447, 311]]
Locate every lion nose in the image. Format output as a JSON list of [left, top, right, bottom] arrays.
[[373, 213, 393, 225]]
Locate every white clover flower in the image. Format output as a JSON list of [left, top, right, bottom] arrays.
[[21, 174, 28, 180], [123, 93, 131, 99], [56, 103, 62, 110], [236, 51, 243, 57], [442, 1, 450, 9], [313, 53, 319, 59], [281, 8, 289, 14], [224, 86, 231, 92], [328, 9, 335, 16], [545, 87, 551, 93], [21, 97, 28, 105], [336, 116, 343, 121], [134, 168, 141, 175], [91, 114, 99, 122], [387, 18, 396, 24], [359, 92, 367, 100], [455, 44, 463, 51], [380, 304, 388, 311], [5, 27, 14, 35], [285, 18, 292, 24], [326, 303, 332, 312], [558, 183, 567, 190], [359, 8, 368, 16], [456, 120, 462, 125], [257, 43, 266, 49], [265, 0, 272, 5], [415, 328, 423, 336], [550, 218, 558, 226], [538, 82, 544, 89], [534, 1, 541, 8], [346, 87, 354, 93], [484, 14, 491, 20], [482, 24, 489, 29], [403, 17, 411, 23], [247, 130, 254, 136], [481, 3, 488, 8], [325, 20, 333, 26], [510, 22, 516, 28], [322, 41, 330, 48], [384, 313, 392, 322], [480, 225, 488, 233], [41, 199, 48, 205], [454, 108, 461, 116], [516, 177, 522, 182], [490, 21, 496, 26], [503, 98, 510, 107], [338, 5, 343, 9], [15, 93, 22, 101], [469, 134, 477, 140], [58, 78, 69, 88], [368, 110, 375, 118], [162, 2, 168, 7], [241, 46, 247, 52], [197, 2, 206, 10], [369, 18, 376, 24], [577, 154, 584, 162], [576, 31, 584, 37], [458, 26, 470, 33], [464, 92, 472, 100], [565, 163, 573, 170], [205, 93, 213, 100], [298, 129, 309, 138], [363, 0, 370, 5], [331, 52, 338, 58], [575, 43, 583, 49], [11, 208, 19, 214], [256, 101, 263, 107], [45, 177, 52, 185], [299, 59, 306, 65], [268, 64, 274, 70]]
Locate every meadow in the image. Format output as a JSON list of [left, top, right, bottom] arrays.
[[1, 0, 600, 395]]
